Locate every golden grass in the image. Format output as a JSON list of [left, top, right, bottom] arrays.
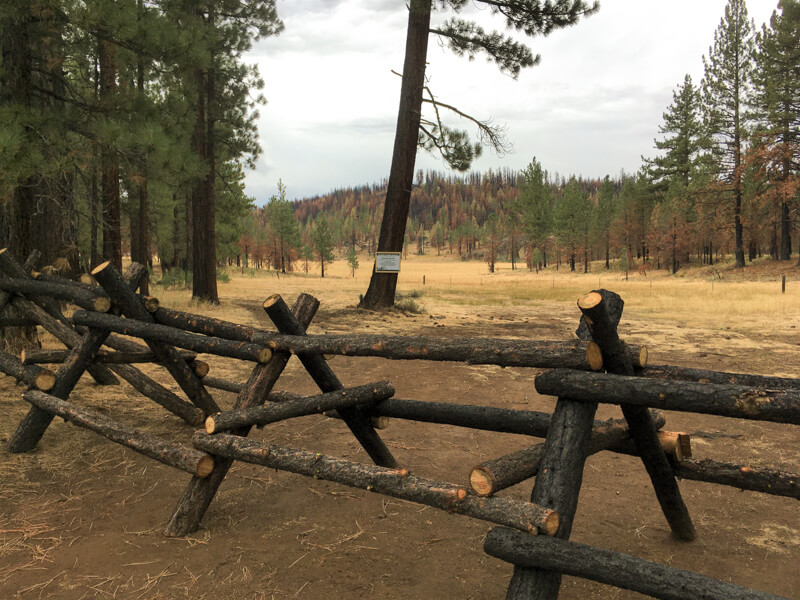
[[196, 252, 800, 336]]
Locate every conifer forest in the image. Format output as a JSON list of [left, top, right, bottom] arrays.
[[1, 0, 799, 301]]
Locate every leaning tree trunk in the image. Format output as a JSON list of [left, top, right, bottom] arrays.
[[359, 0, 431, 310]]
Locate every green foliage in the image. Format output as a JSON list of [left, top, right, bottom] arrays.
[[310, 215, 335, 277], [346, 246, 359, 277], [265, 179, 302, 272]]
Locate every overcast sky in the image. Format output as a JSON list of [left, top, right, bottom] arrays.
[[246, 0, 780, 204]]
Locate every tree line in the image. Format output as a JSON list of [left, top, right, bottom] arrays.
[[0, 0, 282, 301]]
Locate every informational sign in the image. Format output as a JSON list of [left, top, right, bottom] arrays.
[[375, 252, 401, 273]]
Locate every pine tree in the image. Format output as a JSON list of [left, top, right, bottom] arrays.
[[752, 0, 800, 261], [518, 158, 553, 269], [702, 0, 756, 268], [360, 0, 598, 309], [554, 178, 591, 272], [645, 74, 706, 191], [593, 176, 616, 269], [311, 216, 335, 278], [265, 180, 301, 273]]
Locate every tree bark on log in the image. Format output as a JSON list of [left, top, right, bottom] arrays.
[[206, 381, 395, 433], [487, 528, 789, 600], [0, 351, 56, 391], [108, 363, 204, 426], [0, 318, 37, 328], [193, 431, 559, 536], [0, 275, 111, 312], [262, 294, 396, 468], [8, 295, 119, 386], [21, 348, 197, 365], [577, 290, 696, 542], [471, 413, 667, 497], [371, 398, 554, 436], [6, 265, 149, 452], [199, 375, 243, 394], [155, 306, 647, 371], [153, 306, 260, 342], [164, 294, 320, 537], [506, 397, 598, 599], [251, 332, 646, 371], [536, 368, 800, 425], [72, 311, 271, 365], [23, 390, 213, 477], [640, 364, 800, 391], [91, 261, 220, 415], [673, 458, 800, 500]]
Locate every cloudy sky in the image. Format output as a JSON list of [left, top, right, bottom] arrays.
[[246, 0, 780, 203]]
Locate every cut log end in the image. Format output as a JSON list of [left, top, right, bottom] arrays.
[[35, 370, 56, 392], [143, 296, 160, 313], [469, 467, 496, 497], [577, 291, 603, 311], [79, 273, 97, 286], [637, 346, 648, 368], [543, 510, 560, 536], [371, 416, 390, 430], [586, 341, 603, 371], [658, 431, 692, 462], [93, 297, 112, 313], [257, 348, 273, 364], [262, 294, 282, 309], [90, 261, 112, 276], [192, 361, 210, 378], [196, 455, 215, 478], [205, 416, 216, 434]]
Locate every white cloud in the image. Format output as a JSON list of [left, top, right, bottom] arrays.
[[246, 0, 781, 202]]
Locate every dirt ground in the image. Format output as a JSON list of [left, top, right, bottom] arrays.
[[1, 279, 799, 599]]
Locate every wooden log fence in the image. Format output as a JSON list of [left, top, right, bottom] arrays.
[[0, 262, 795, 599]]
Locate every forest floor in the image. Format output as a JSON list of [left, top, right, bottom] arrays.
[[0, 254, 799, 599]]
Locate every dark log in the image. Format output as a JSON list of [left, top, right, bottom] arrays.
[[72, 311, 272, 365], [33, 271, 99, 291], [108, 364, 205, 426], [640, 364, 800, 391], [193, 431, 559, 536], [577, 290, 696, 542], [0, 249, 39, 313], [371, 398, 553, 436], [254, 332, 647, 371], [164, 294, 320, 537], [0, 248, 63, 317], [673, 459, 800, 500], [153, 306, 260, 342], [91, 261, 219, 415], [6, 264, 149, 452], [0, 275, 111, 312], [470, 413, 667, 497], [21, 348, 197, 365], [8, 295, 119, 386], [263, 294, 396, 468], [156, 305, 649, 371], [206, 381, 395, 433], [506, 396, 598, 598], [23, 390, 214, 477], [487, 528, 789, 600], [199, 375, 243, 394], [0, 317, 37, 327], [536, 368, 800, 425], [0, 351, 56, 391]]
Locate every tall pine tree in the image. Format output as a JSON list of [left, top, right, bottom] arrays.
[[702, 0, 756, 268]]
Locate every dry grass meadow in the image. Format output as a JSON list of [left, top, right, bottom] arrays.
[[1, 250, 799, 599]]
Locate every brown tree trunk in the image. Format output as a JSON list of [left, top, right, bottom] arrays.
[[99, 39, 121, 271], [191, 5, 218, 303], [359, 0, 431, 309]]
